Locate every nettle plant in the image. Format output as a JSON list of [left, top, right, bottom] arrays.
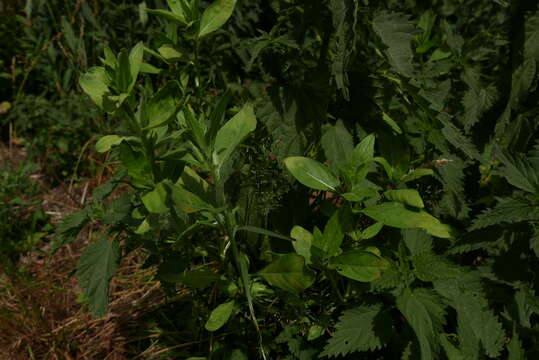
[[56, 1, 458, 358]]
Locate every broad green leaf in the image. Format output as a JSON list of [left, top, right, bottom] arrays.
[[259, 254, 315, 293], [213, 103, 257, 169], [384, 189, 425, 208], [76, 236, 119, 317], [342, 187, 379, 202], [169, 183, 212, 213], [79, 66, 109, 108], [128, 42, 144, 91], [158, 45, 183, 62], [290, 225, 313, 264], [205, 300, 235, 331], [313, 207, 351, 258], [396, 288, 446, 360], [401, 168, 434, 182], [95, 135, 123, 153], [362, 202, 451, 238], [198, 0, 237, 38], [142, 182, 169, 214], [330, 250, 389, 282], [360, 222, 384, 240], [145, 9, 187, 25], [320, 304, 391, 357], [167, 0, 187, 19], [145, 81, 181, 129], [307, 324, 325, 341], [321, 120, 354, 170], [284, 157, 340, 191]]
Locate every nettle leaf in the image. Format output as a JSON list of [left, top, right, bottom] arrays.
[[205, 300, 235, 331], [259, 254, 315, 293], [362, 202, 451, 238], [145, 81, 181, 129], [372, 11, 415, 77], [76, 236, 120, 317], [79, 66, 109, 108], [330, 250, 390, 282], [439, 115, 481, 160], [469, 197, 538, 230], [213, 103, 257, 170], [284, 157, 340, 191], [321, 120, 354, 170], [434, 274, 505, 358], [384, 189, 425, 208], [524, 8, 539, 61], [396, 288, 447, 360], [494, 148, 539, 194], [320, 304, 392, 357], [461, 84, 497, 133], [198, 0, 237, 38]]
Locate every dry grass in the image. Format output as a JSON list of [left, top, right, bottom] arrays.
[[0, 242, 168, 360]]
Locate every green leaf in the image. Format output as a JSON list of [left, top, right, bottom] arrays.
[[344, 134, 375, 183], [198, 0, 237, 38], [158, 45, 183, 62], [284, 157, 340, 191], [128, 42, 144, 91], [507, 328, 525, 360], [259, 254, 315, 293], [79, 66, 109, 108], [494, 148, 539, 194], [142, 182, 169, 214], [330, 250, 389, 282], [396, 288, 446, 360], [178, 269, 220, 289], [434, 274, 505, 358], [169, 183, 212, 213], [382, 112, 403, 134], [372, 11, 415, 77], [145, 9, 187, 25], [213, 103, 257, 170], [145, 81, 181, 129], [362, 202, 451, 238], [470, 197, 538, 230], [167, 0, 188, 19], [320, 304, 391, 357], [360, 222, 384, 240], [384, 189, 425, 208], [321, 120, 354, 170], [290, 225, 313, 264], [313, 207, 351, 258], [205, 300, 235, 331], [76, 236, 120, 317], [401, 168, 434, 182], [95, 135, 124, 153]]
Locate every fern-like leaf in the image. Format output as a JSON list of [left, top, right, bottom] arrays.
[[470, 197, 538, 231]]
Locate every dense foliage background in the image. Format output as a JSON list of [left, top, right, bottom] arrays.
[[2, 0, 539, 359]]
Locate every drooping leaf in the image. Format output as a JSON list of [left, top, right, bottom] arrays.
[[330, 250, 389, 282], [76, 236, 120, 317], [396, 288, 446, 360], [362, 202, 451, 238], [205, 300, 235, 331], [259, 254, 315, 293], [198, 0, 237, 38], [284, 157, 340, 191], [320, 304, 392, 357], [290, 225, 313, 264]]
